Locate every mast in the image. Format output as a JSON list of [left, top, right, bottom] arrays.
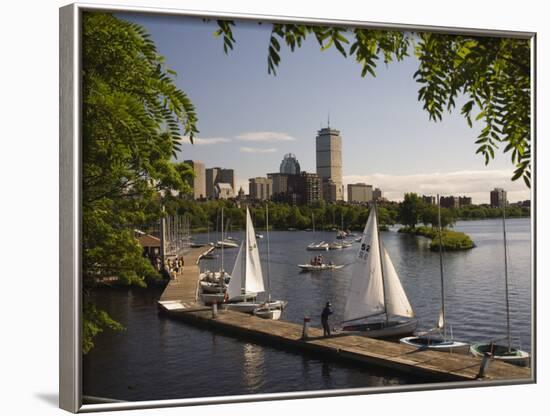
[[502, 190, 512, 352], [220, 207, 224, 295], [437, 194, 446, 339], [266, 204, 271, 304], [374, 202, 389, 325]]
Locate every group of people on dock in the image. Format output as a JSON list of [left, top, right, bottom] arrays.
[[148, 255, 185, 279]]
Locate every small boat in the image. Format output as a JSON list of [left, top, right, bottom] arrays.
[[253, 304, 282, 320], [215, 239, 239, 249], [201, 252, 218, 260], [297, 263, 344, 271], [470, 343, 530, 367], [468, 191, 530, 367], [399, 195, 469, 353], [307, 241, 329, 251], [306, 214, 329, 251], [328, 242, 343, 250], [225, 207, 286, 319], [341, 240, 353, 248], [336, 230, 347, 240], [255, 233, 264, 239], [401, 335, 470, 354], [341, 204, 417, 339], [354, 236, 362, 243]]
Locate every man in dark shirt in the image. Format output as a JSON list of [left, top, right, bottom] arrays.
[[321, 301, 333, 337]]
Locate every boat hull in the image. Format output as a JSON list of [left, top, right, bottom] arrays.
[[226, 300, 286, 314], [253, 308, 282, 320], [342, 319, 418, 340], [400, 336, 470, 354], [298, 264, 343, 271], [470, 343, 531, 367]]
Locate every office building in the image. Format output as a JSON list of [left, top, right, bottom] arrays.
[[267, 173, 291, 201], [316, 127, 343, 201], [279, 153, 301, 175], [440, 196, 459, 209], [206, 167, 236, 199], [249, 177, 273, 201], [348, 183, 373, 203], [373, 188, 383, 201], [422, 195, 436, 205], [490, 188, 507, 208], [288, 172, 321, 205], [183, 160, 206, 200], [459, 196, 472, 206]]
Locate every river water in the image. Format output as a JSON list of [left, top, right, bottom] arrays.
[[83, 218, 532, 402]]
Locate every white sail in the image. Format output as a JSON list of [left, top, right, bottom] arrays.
[[343, 209, 385, 322], [437, 308, 444, 329], [227, 242, 244, 300], [245, 208, 265, 294], [382, 247, 415, 318]]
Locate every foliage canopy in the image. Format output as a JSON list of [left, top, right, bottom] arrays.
[[81, 12, 197, 352]]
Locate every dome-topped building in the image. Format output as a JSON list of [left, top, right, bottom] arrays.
[[279, 153, 301, 175]]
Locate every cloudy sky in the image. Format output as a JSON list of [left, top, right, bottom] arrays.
[[120, 13, 531, 204]]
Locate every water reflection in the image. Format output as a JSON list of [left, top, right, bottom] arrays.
[[242, 343, 265, 392]]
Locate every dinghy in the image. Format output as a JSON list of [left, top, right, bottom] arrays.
[[400, 195, 469, 353], [341, 204, 417, 339]]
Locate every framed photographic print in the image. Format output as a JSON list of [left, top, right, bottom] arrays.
[[59, 2, 536, 413]]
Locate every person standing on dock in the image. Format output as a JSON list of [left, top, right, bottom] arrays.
[[321, 301, 333, 337]]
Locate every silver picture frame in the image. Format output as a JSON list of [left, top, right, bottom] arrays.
[[59, 2, 537, 413]]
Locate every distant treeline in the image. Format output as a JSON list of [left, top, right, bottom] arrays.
[[163, 194, 529, 232]]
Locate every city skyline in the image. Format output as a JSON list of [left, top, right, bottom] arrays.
[[119, 13, 531, 204]]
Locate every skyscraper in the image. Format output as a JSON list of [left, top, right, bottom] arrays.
[[279, 153, 301, 175], [183, 160, 206, 200], [316, 126, 343, 202], [490, 188, 507, 207]]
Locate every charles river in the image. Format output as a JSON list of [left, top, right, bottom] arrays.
[[83, 218, 532, 402]]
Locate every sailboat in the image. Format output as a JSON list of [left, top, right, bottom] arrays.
[[341, 204, 417, 339], [400, 195, 470, 353], [307, 213, 329, 251], [470, 190, 530, 366], [200, 208, 231, 305], [225, 207, 287, 314], [253, 205, 287, 320]]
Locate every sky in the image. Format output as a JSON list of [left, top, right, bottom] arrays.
[[118, 12, 531, 204]]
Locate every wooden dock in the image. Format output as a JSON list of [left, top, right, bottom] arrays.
[[157, 246, 531, 383]]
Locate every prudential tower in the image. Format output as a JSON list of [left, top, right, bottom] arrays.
[[316, 124, 344, 202]]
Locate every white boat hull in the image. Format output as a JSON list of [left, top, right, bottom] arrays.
[[342, 319, 418, 340], [298, 264, 344, 271], [470, 343, 531, 367], [307, 242, 329, 251], [400, 336, 470, 354], [254, 308, 282, 320], [226, 300, 287, 314]]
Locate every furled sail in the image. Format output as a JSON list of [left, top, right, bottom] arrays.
[[343, 209, 385, 322], [244, 208, 265, 294], [437, 308, 444, 329], [227, 242, 244, 301], [382, 247, 415, 318]]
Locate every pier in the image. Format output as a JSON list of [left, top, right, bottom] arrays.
[[158, 247, 531, 382]]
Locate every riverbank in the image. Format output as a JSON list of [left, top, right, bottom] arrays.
[[398, 226, 475, 251]]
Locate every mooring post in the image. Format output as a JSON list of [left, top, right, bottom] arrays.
[[477, 352, 492, 379], [301, 316, 311, 340], [212, 301, 218, 318]]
